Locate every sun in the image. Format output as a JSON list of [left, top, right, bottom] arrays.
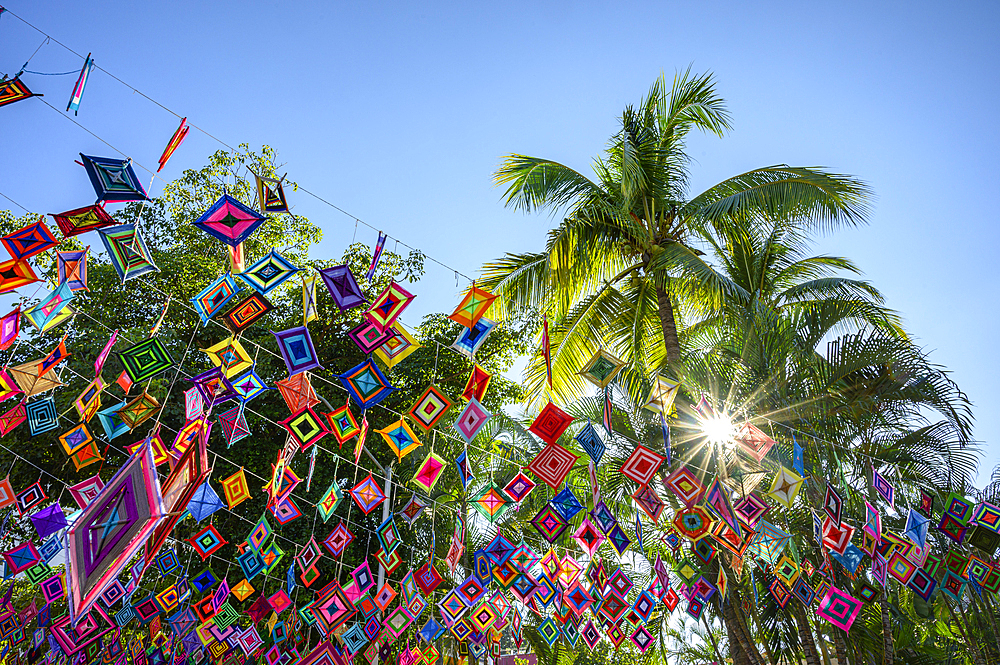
[[700, 413, 736, 446]]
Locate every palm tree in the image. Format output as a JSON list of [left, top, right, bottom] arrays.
[[481, 68, 870, 404], [476, 72, 979, 665], [677, 228, 976, 665], [678, 221, 976, 663]]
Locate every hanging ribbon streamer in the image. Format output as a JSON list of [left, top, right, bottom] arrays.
[[811, 509, 823, 545], [149, 296, 170, 337], [634, 509, 644, 557], [354, 412, 368, 465], [364, 232, 387, 281], [157, 117, 189, 173], [0, 508, 13, 541], [429, 524, 436, 565], [302, 274, 318, 326], [94, 329, 118, 376], [541, 315, 552, 389], [589, 460, 600, 505], [602, 387, 613, 435], [792, 433, 804, 476], [660, 410, 671, 466], [832, 449, 848, 495], [66, 52, 93, 115], [306, 445, 318, 492]]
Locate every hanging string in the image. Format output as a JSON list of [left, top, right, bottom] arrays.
[[761, 416, 947, 473], [33, 98, 153, 173], [0, 191, 31, 214], [10, 35, 48, 77], [3, 8, 477, 287], [21, 69, 77, 76]]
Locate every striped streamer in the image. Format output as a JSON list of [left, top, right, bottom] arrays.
[[66, 53, 93, 115]]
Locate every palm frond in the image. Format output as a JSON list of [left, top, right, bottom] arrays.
[[684, 165, 871, 234], [494, 155, 608, 215]]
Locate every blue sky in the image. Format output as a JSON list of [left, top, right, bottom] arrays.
[[2, 1, 997, 482]]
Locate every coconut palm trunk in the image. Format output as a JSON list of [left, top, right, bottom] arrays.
[[879, 597, 893, 664], [722, 601, 751, 665], [792, 600, 822, 665], [655, 283, 682, 367], [723, 589, 765, 665], [944, 585, 984, 664], [832, 628, 849, 665]]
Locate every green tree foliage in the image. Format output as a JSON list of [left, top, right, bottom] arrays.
[[0, 146, 533, 635]]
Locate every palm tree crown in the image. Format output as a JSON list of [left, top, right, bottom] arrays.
[[482, 68, 872, 405]]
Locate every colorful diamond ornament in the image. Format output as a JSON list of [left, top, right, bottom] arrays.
[[272, 326, 323, 376], [472, 484, 510, 522], [119, 338, 174, 383], [411, 450, 446, 493], [816, 586, 862, 632], [374, 325, 422, 368], [193, 194, 267, 247], [98, 224, 158, 281], [339, 360, 396, 409], [455, 449, 472, 489], [56, 248, 89, 292], [67, 439, 164, 620], [0, 258, 40, 295], [366, 281, 415, 332], [318, 264, 366, 311], [324, 404, 360, 446], [224, 293, 273, 332], [217, 404, 251, 446], [767, 466, 804, 509], [578, 349, 626, 389], [191, 273, 241, 325], [408, 385, 452, 432], [238, 249, 300, 295], [280, 407, 329, 451], [531, 504, 569, 542], [81, 154, 148, 202], [376, 419, 422, 462], [575, 421, 605, 465], [24, 282, 75, 333], [317, 482, 344, 522], [202, 337, 254, 378], [452, 317, 495, 359], [620, 445, 665, 486], [350, 474, 386, 514], [448, 286, 496, 329], [50, 204, 116, 237], [2, 219, 59, 260], [503, 472, 536, 503], [526, 441, 579, 490], [528, 402, 574, 445], [453, 398, 492, 443]]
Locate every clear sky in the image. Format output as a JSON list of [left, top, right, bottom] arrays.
[[1, 1, 997, 482]]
